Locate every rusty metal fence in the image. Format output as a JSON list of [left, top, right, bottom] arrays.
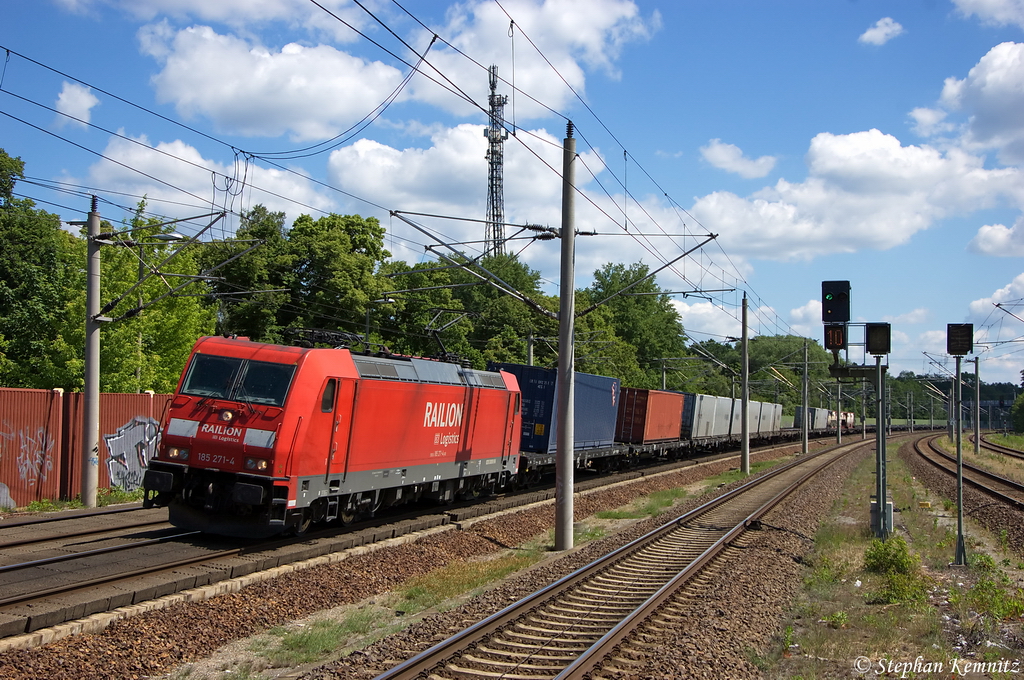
[[0, 388, 172, 509]]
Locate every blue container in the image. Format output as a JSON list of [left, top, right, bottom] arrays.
[[488, 363, 620, 453]]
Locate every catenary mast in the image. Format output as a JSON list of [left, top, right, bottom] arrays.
[[484, 65, 508, 256]]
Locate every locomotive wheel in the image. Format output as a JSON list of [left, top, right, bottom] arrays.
[[338, 509, 356, 526], [293, 509, 313, 536]]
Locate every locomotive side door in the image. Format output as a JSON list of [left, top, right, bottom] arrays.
[[324, 378, 357, 479]]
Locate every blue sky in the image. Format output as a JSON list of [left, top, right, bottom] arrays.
[[3, 0, 1024, 384]]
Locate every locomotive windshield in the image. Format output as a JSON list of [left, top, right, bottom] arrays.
[[181, 354, 296, 407]]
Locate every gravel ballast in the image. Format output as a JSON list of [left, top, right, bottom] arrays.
[[0, 442, 847, 680]]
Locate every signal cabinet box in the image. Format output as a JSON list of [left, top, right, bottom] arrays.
[[488, 363, 620, 453], [616, 388, 685, 444]]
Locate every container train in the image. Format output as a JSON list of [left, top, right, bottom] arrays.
[[143, 336, 846, 537]]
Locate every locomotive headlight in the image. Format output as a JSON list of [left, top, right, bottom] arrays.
[[219, 409, 236, 422], [244, 457, 269, 471], [166, 446, 190, 461]]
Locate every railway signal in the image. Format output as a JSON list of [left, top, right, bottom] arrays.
[[823, 323, 847, 351], [865, 323, 891, 355], [946, 323, 974, 567], [821, 280, 851, 323], [947, 323, 973, 356]]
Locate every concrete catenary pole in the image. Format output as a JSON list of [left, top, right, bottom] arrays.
[[740, 293, 749, 475], [954, 356, 967, 565], [82, 196, 101, 508], [973, 357, 980, 455], [555, 122, 576, 551], [836, 380, 842, 445], [801, 342, 809, 454]]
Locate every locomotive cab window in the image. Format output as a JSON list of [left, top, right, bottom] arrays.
[[321, 379, 337, 413], [237, 361, 295, 406], [181, 354, 296, 407], [181, 354, 242, 399]]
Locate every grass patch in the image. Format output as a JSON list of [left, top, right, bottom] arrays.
[[594, 487, 688, 521], [863, 535, 918, 575], [594, 508, 646, 520], [765, 452, 949, 676], [20, 487, 144, 513], [261, 617, 375, 667], [950, 578, 1024, 621], [395, 551, 541, 615], [989, 432, 1024, 450], [704, 459, 777, 488]]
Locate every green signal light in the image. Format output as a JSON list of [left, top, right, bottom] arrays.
[[825, 293, 834, 301]]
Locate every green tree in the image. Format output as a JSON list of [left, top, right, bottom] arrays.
[[449, 254, 557, 369], [1011, 392, 1024, 432], [201, 205, 294, 342], [0, 149, 85, 389], [584, 262, 688, 387], [92, 201, 216, 393], [285, 212, 391, 333]]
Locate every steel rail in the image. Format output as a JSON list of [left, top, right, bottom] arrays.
[[915, 435, 1024, 511], [977, 434, 1024, 461], [556, 441, 858, 679], [0, 518, 171, 550], [374, 442, 859, 680], [0, 505, 145, 529], [0, 530, 201, 573]]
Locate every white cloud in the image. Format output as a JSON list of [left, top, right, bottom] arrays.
[[133, 1, 658, 138], [325, 123, 655, 280], [883, 308, 930, 324], [699, 139, 776, 178], [79, 133, 336, 226], [940, 42, 1024, 163], [968, 272, 1024, 318], [139, 24, 406, 141], [787, 299, 821, 338], [969, 216, 1024, 255], [858, 17, 904, 46], [953, 0, 1024, 30], [690, 129, 1023, 262], [962, 273, 1024, 383], [54, 81, 99, 128], [909, 107, 955, 137], [671, 299, 743, 340]]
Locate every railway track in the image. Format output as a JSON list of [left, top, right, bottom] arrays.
[[375, 440, 864, 680], [0, 505, 170, 550], [977, 434, 1024, 462], [0, 447, 774, 644], [914, 435, 1024, 510]]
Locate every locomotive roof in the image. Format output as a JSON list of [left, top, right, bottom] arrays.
[[193, 336, 509, 389]]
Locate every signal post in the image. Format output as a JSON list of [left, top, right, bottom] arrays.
[[947, 323, 974, 566], [821, 280, 893, 538]]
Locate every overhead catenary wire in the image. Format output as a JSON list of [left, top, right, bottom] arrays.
[[4, 5, 795, 344]]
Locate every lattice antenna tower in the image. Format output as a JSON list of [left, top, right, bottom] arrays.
[[484, 65, 509, 256]]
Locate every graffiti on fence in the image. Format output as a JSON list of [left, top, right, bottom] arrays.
[[0, 483, 13, 509], [1, 424, 55, 487], [104, 417, 160, 491]]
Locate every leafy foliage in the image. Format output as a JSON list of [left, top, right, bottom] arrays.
[[1012, 392, 1024, 432], [864, 535, 918, 575], [0, 149, 86, 388], [0, 154, 1014, 404]]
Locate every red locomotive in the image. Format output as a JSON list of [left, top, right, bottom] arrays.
[[143, 336, 522, 537]]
